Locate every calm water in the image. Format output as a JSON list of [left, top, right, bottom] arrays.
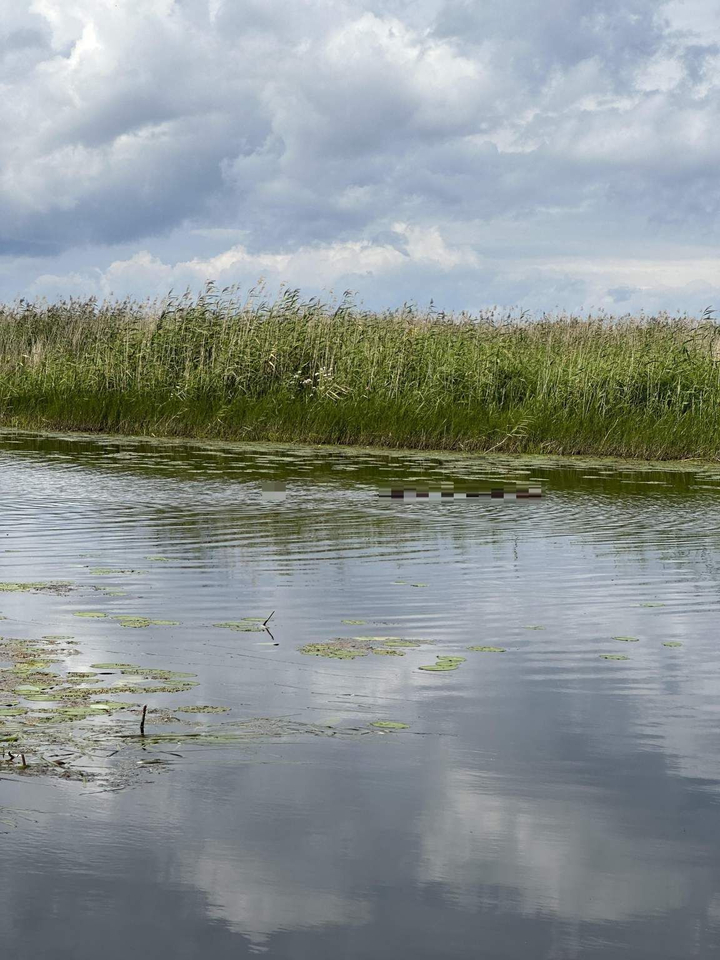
[[2, 431, 720, 959]]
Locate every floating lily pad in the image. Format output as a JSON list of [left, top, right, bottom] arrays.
[[112, 616, 179, 628], [0, 582, 72, 593], [341, 620, 366, 625], [523, 625, 545, 630], [600, 654, 630, 660], [640, 603, 665, 607], [41, 635, 74, 640], [145, 556, 170, 561], [89, 569, 143, 576], [410, 583, 428, 588], [175, 705, 231, 714], [89, 663, 139, 670], [663, 641, 683, 648], [119, 669, 196, 680], [0, 707, 26, 716], [372, 649, 405, 656], [11, 661, 55, 672], [418, 662, 458, 672], [467, 646, 506, 652], [213, 621, 265, 632], [73, 611, 107, 619], [300, 642, 367, 659], [614, 636, 639, 642], [371, 721, 410, 729]]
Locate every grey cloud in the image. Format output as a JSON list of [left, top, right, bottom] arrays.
[[2, 0, 720, 313]]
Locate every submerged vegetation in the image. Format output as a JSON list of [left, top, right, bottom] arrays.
[[3, 286, 720, 457]]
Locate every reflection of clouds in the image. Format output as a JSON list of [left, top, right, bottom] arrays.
[[192, 847, 371, 949], [416, 766, 692, 923]]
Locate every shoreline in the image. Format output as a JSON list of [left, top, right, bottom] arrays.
[[3, 423, 719, 473]]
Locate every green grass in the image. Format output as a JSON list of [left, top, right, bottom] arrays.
[[3, 285, 720, 457]]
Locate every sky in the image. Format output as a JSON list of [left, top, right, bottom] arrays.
[[2, 0, 720, 316]]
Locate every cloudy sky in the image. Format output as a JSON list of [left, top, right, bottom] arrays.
[[2, 0, 720, 315]]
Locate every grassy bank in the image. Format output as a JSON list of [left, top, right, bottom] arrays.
[[2, 287, 720, 459]]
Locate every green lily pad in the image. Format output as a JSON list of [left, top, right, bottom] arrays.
[[213, 621, 265, 632], [0, 707, 26, 716], [89, 663, 139, 670], [663, 641, 683, 648], [467, 646, 506, 652], [42, 635, 74, 640], [119, 669, 196, 680], [371, 721, 410, 729], [341, 620, 366, 625], [0, 582, 71, 593], [145, 556, 170, 561], [614, 637, 639, 642], [418, 662, 458, 672], [175, 705, 231, 714], [73, 612, 107, 618], [600, 654, 630, 660], [372, 649, 405, 656], [300, 642, 367, 659], [523, 625, 545, 630]]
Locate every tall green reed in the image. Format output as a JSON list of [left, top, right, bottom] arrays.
[[1, 284, 720, 458]]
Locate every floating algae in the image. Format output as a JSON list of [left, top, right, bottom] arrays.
[[145, 556, 170, 562], [370, 721, 410, 729], [600, 654, 630, 660], [300, 636, 432, 659], [119, 668, 196, 680], [467, 646, 506, 653], [90, 662, 139, 670], [663, 641, 683, 648], [0, 582, 72, 594], [89, 569, 144, 576], [41, 635, 74, 641], [175, 705, 231, 714], [213, 621, 266, 633], [614, 636, 640, 642], [300, 641, 368, 659]]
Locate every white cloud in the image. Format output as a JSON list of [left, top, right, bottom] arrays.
[[3, 0, 720, 312]]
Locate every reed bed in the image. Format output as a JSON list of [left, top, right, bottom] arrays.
[[1, 285, 720, 458]]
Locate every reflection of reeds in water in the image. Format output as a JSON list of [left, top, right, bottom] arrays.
[[2, 283, 720, 458]]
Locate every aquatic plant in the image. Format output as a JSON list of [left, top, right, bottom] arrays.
[[299, 636, 431, 659], [4, 288, 720, 457]]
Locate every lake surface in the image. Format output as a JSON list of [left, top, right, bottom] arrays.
[[2, 430, 720, 959]]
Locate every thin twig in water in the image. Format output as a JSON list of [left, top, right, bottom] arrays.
[[140, 705, 147, 737], [263, 610, 275, 626]]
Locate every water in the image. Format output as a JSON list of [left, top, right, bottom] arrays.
[[2, 430, 720, 959]]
